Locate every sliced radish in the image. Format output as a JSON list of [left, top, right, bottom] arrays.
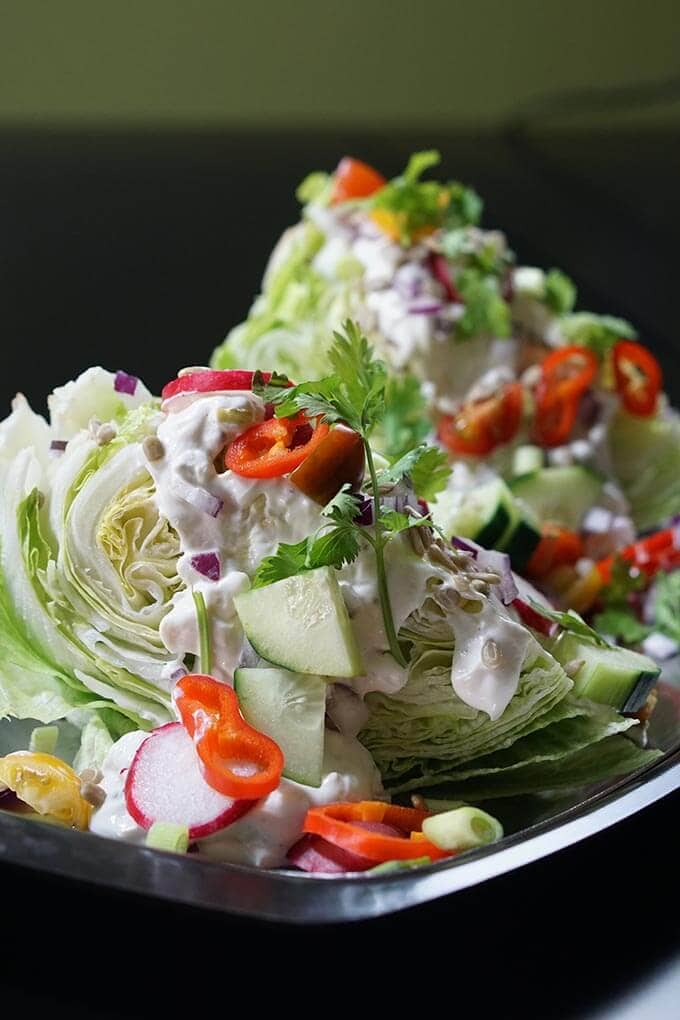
[[124, 723, 252, 839], [286, 834, 376, 874]]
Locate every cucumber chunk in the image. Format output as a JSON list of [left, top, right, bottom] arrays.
[[512, 445, 544, 477], [510, 466, 603, 531], [234, 566, 364, 677], [504, 518, 541, 571], [552, 632, 660, 712], [234, 667, 326, 787], [432, 478, 518, 548]]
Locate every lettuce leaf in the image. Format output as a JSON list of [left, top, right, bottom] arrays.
[[608, 408, 680, 530]]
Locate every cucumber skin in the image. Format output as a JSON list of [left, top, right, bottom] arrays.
[[505, 520, 541, 571], [475, 504, 511, 549], [552, 633, 660, 713]]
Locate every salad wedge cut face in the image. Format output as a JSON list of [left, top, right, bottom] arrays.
[[0, 322, 667, 875]]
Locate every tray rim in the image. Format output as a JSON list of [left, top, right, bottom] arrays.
[[1, 738, 678, 925]]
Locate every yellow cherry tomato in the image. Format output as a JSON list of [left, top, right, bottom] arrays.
[[0, 752, 92, 830]]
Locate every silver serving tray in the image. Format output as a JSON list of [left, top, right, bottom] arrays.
[[1, 677, 679, 924]]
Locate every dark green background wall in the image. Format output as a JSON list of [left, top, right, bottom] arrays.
[[2, 0, 679, 127]]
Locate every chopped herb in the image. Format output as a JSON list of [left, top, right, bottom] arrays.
[[376, 444, 450, 502], [560, 312, 638, 357], [544, 268, 577, 315], [529, 600, 610, 648], [455, 268, 511, 341], [192, 589, 212, 675], [653, 570, 680, 644], [592, 606, 651, 644], [380, 374, 432, 462]]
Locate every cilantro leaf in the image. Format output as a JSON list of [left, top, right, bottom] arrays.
[[592, 606, 652, 645], [369, 150, 480, 246], [410, 447, 451, 502], [251, 539, 309, 589], [296, 171, 330, 204], [529, 600, 610, 647], [375, 444, 450, 502], [653, 570, 680, 643], [544, 268, 577, 315], [322, 483, 361, 522], [455, 268, 511, 341], [380, 374, 432, 461]]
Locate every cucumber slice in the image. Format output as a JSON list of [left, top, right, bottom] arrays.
[[234, 667, 326, 787], [552, 632, 660, 712], [512, 445, 544, 477], [510, 466, 603, 531], [431, 478, 518, 548], [504, 518, 541, 571], [234, 566, 364, 677]]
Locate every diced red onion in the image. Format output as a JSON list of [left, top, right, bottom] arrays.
[[50, 439, 68, 452], [287, 834, 375, 874], [428, 252, 460, 302], [451, 536, 479, 558], [394, 263, 429, 301], [356, 497, 374, 526], [408, 300, 443, 316], [190, 552, 221, 581], [114, 370, 138, 396], [512, 598, 556, 637], [477, 549, 518, 605], [169, 666, 188, 682], [172, 479, 223, 518]]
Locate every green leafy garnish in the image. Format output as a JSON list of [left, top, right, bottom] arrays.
[[296, 171, 331, 205], [380, 374, 431, 462], [254, 320, 445, 667], [592, 606, 651, 645], [560, 312, 637, 357], [544, 268, 577, 315], [369, 150, 482, 246], [375, 444, 450, 502], [529, 600, 610, 648], [455, 268, 511, 341]]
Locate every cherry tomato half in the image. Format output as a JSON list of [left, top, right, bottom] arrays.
[[438, 382, 524, 457], [525, 523, 584, 579], [613, 341, 662, 417], [330, 157, 386, 205], [225, 414, 330, 478], [289, 425, 365, 505]]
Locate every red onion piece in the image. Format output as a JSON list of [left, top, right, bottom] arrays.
[[477, 549, 518, 605], [352, 820, 407, 837], [49, 439, 68, 452], [356, 496, 374, 526], [169, 666, 188, 682], [114, 370, 138, 396], [394, 263, 429, 301], [428, 252, 460, 302], [190, 552, 221, 581], [452, 536, 479, 558], [287, 834, 376, 874], [408, 300, 443, 316]]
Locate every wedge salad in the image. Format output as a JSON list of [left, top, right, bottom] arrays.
[[0, 323, 667, 873], [212, 151, 680, 652]]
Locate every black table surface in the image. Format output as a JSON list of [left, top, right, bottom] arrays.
[[1, 127, 679, 1016]]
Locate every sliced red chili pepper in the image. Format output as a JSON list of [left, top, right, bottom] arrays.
[[532, 346, 598, 447], [225, 414, 330, 479], [175, 674, 283, 801], [613, 341, 662, 417], [303, 801, 451, 863], [597, 527, 680, 585], [525, 523, 584, 579], [331, 157, 386, 205], [438, 382, 524, 457]]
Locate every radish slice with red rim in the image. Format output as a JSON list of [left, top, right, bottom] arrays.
[[124, 723, 253, 839]]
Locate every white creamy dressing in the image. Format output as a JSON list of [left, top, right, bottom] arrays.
[[91, 728, 383, 867], [448, 596, 534, 721]]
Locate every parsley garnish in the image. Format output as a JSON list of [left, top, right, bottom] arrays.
[[544, 268, 577, 315], [254, 320, 446, 667], [455, 268, 511, 341], [560, 312, 638, 357], [369, 150, 482, 246], [529, 600, 610, 648], [379, 374, 432, 462]]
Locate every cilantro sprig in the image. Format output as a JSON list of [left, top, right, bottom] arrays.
[[254, 320, 449, 668]]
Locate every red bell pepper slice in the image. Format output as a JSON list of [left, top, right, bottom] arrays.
[[613, 341, 662, 417], [526, 523, 584, 579], [597, 527, 680, 585], [175, 674, 283, 801], [225, 414, 330, 479], [330, 157, 386, 205], [303, 801, 451, 862], [438, 382, 524, 457]]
